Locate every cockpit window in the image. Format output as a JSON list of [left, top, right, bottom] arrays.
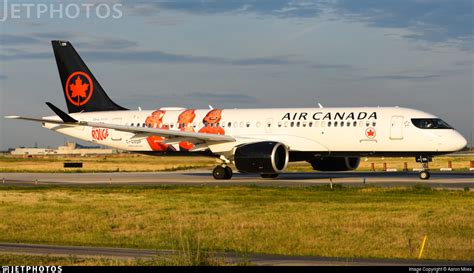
[[411, 118, 452, 129]]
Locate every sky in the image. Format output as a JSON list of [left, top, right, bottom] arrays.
[[0, 0, 472, 149]]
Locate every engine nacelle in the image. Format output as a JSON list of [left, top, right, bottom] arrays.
[[310, 157, 360, 171], [234, 142, 289, 173]]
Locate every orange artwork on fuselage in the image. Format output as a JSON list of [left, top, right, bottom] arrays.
[[145, 110, 172, 151], [178, 109, 196, 151], [198, 109, 225, 135]]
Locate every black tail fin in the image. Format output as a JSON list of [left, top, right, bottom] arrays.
[[52, 40, 127, 113]]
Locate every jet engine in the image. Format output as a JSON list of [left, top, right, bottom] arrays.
[[234, 142, 289, 173], [309, 157, 360, 171]]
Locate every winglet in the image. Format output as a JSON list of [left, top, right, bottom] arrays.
[[46, 102, 78, 123]]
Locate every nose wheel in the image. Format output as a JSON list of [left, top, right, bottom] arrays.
[[419, 170, 430, 180], [213, 165, 233, 180], [416, 156, 432, 180]]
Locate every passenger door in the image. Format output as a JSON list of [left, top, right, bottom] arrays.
[[390, 116, 404, 140]]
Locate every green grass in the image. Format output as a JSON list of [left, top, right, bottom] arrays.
[[0, 185, 472, 261]]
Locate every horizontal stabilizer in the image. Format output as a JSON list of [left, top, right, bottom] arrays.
[[4, 115, 78, 125], [46, 102, 78, 123]]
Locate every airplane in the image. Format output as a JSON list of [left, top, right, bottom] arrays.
[[5, 41, 468, 180]]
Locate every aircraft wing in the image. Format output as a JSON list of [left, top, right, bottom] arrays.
[[5, 115, 235, 143]]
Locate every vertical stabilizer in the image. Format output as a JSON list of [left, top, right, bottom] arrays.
[[52, 40, 127, 113]]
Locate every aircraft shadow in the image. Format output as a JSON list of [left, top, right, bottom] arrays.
[[183, 171, 473, 181]]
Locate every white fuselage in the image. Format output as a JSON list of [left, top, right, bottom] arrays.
[[42, 106, 467, 158]]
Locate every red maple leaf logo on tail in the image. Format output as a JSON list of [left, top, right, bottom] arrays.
[[65, 72, 94, 106], [69, 76, 89, 104]]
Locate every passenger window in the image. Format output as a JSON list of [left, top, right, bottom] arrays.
[[233, 122, 238, 128], [290, 122, 294, 127], [228, 122, 231, 127], [314, 121, 319, 127], [340, 122, 344, 127], [240, 122, 244, 128], [365, 121, 370, 127], [246, 122, 250, 128], [309, 122, 313, 127], [302, 121, 307, 127], [321, 121, 326, 127], [278, 122, 282, 127], [372, 121, 376, 127], [296, 122, 300, 127], [284, 121, 288, 127], [334, 121, 338, 127], [353, 121, 357, 127], [131, 123, 134, 127], [328, 122, 332, 127]]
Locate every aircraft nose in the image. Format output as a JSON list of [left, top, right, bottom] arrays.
[[452, 131, 468, 151]]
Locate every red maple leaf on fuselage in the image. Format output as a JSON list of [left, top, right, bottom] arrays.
[[69, 76, 89, 99]]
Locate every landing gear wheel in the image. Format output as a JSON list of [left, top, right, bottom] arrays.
[[213, 166, 233, 180], [419, 170, 430, 180], [224, 166, 233, 179], [213, 166, 226, 180], [260, 173, 279, 179]]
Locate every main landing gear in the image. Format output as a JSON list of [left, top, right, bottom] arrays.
[[416, 156, 432, 180], [213, 165, 233, 180], [212, 166, 280, 180]]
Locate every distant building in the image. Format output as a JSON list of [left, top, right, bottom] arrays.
[[10, 142, 116, 156]]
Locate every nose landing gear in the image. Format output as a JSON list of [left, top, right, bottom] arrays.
[[416, 156, 432, 180]]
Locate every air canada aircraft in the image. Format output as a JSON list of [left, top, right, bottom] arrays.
[[6, 41, 467, 180]]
